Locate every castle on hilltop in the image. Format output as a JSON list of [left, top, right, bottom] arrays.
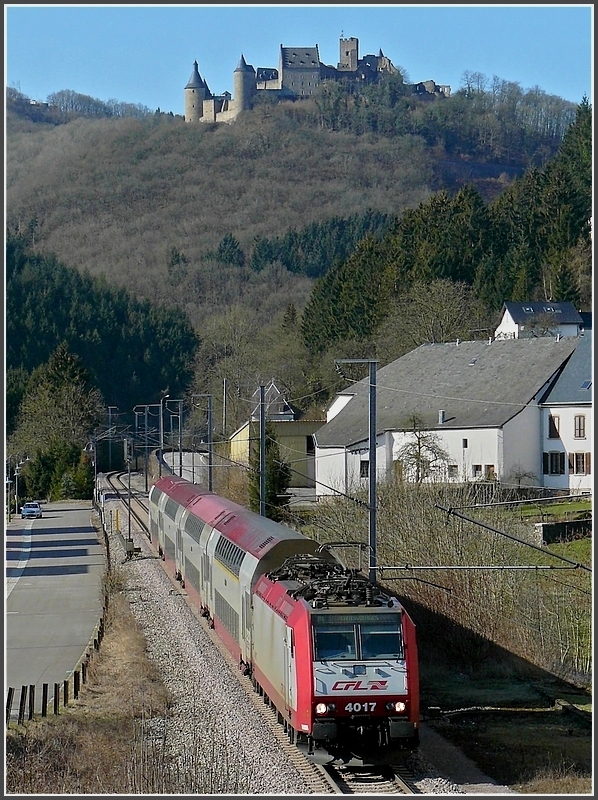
[[184, 36, 451, 124]]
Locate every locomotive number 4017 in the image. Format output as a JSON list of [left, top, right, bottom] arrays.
[[344, 702, 377, 713]]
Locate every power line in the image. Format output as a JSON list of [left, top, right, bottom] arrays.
[[436, 504, 591, 572]]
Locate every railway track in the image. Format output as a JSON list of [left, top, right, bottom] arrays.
[[105, 470, 150, 534], [101, 471, 420, 794], [322, 762, 420, 793]]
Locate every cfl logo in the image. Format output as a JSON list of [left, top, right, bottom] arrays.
[[331, 680, 388, 691]]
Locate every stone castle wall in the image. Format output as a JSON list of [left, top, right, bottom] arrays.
[[185, 37, 449, 124]]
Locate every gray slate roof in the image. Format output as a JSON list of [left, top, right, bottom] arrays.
[[185, 61, 204, 89], [503, 301, 583, 325], [315, 338, 579, 449], [281, 46, 320, 69], [235, 54, 255, 73], [541, 334, 592, 405]]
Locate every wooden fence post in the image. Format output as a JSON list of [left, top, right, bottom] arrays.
[[63, 679, 69, 707], [53, 683, 60, 715], [18, 686, 27, 725], [6, 687, 14, 727], [74, 670, 80, 699], [42, 684, 48, 717], [28, 685, 35, 720]]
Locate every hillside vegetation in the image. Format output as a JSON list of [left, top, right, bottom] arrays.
[[6, 104, 433, 318], [6, 77, 577, 323], [6, 231, 198, 430], [6, 81, 591, 443], [303, 98, 592, 356]]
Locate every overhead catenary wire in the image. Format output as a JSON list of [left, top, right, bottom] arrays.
[[452, 494, 592, 510], [436, 504, 591, 572]]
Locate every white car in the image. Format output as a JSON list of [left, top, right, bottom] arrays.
[[21, 501, 42, 519]]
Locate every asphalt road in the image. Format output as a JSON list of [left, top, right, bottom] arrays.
[[5, 501, 105, 719]]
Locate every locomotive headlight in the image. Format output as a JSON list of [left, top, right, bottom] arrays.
[[386, 700, 406, 713], [315, 703, 328, 715]]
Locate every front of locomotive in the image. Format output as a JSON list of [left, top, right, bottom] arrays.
[[305, 599, 419, 765]]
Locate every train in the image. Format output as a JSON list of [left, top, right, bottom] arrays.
[[148, 475, 419, 766]]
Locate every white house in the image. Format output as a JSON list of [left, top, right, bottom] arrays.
[[540, 334, 592, 494], [494, 301, 584, 340], [313, 337, 581, 497]]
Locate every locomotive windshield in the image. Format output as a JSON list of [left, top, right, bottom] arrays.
[[312, 613, 404, 661]]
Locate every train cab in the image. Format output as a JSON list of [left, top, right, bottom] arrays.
[[251, 553, 419, 765]]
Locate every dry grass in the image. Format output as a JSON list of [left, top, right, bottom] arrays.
[[81, 569, 170, 717], [515, 763, 592, 794], [6, 499, 591, 794], [428, 710, 593, 794]]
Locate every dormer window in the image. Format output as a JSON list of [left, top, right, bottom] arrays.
[[523, 306, 534, 313]]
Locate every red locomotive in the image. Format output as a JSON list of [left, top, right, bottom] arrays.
[[149, 475, 419, 765]]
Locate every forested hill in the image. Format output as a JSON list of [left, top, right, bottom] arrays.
[[5, 232, 199, 434], [7, 77, 578, 334], [301, 98, 591, 357]]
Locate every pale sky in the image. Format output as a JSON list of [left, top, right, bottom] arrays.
[[5, 4, 593, 114]]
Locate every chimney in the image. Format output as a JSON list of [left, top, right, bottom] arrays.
[[438, 410, 445, 424]]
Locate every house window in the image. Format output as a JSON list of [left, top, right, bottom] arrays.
[[574, 415, 586, 439], [543, 452, 565, 475], [462, 438, 468, 449], [360, 461, 369, 478], [447, 464, 458, 479], [473, 464, 482, 478], [548, 415, 560, 438], [485, 465, 496, 480], [573, 452, 591, 475]]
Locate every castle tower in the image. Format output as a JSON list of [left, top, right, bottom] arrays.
[[338, 36, 358, 71], [184, 60, 206, 122], [234, 54, 255, 113]]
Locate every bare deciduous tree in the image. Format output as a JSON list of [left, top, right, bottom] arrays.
[[395, 414, 450, 483]]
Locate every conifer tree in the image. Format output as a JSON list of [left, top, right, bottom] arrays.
[[549, 262, 580, 306]]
